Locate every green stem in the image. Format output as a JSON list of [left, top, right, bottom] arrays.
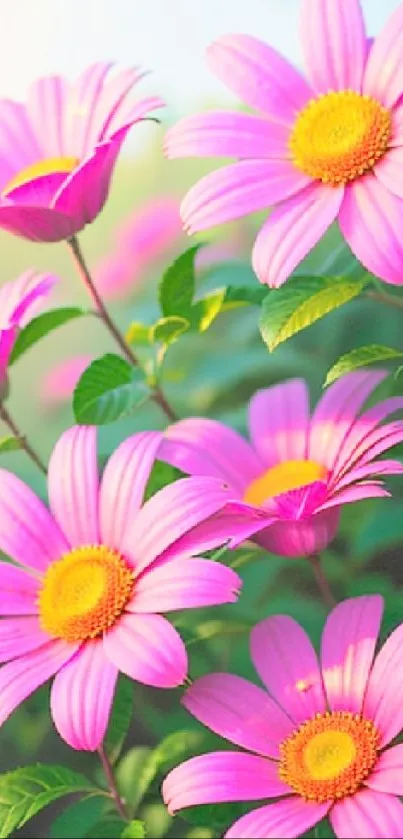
[[0, 403, 47, 474], [307, 555, 337, 610], [366, 289, 403, 312]]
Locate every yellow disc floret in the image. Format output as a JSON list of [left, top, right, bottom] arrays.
[[244, 460, 327, 506], [279, 711, 380, 803], [290, 91, 391, 186], [3, 157, 78, 195], [38, 545, 134, 642]]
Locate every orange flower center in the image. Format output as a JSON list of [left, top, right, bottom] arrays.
[[243, 459, 327, 506], [2, 156, 78, 196], [279, 711, 380, 803], [38, 545, 134, 642], [290, 91, 391, 186]]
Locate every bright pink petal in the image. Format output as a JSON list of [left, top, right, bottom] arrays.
[[0, 270, 56, 329], [50, 641, 118, 751], [251, 615, 326, 723], [165, 111, 289, 159], [321, 595, 383, 714], [0, 563, 40, 615], [252, 183, 344, 288], [0, 469, 68, 572], [0, 639, 78, 727], [331, 423, 403, 483], [363, 623, 403, 748], [255, 505, 340, 558], [130, 559, 241, 613], [48, 426, 99, 547], [0, 203, 73, 242], [248, 379, 309, 467], [226, 798, 330, 839], [181, 160, 310, 234], [363, 4, 403, 109], [300, 0, 366, 93], [375, 147, 403, 200], [332, 459, 403, 493], [27, 74, 69, 157], [0, 616, 50, 662], [64, 62, 113, 158], [319, 482, 391, 511], [99, 431, 162, 553], [367, 745, 403, 795], [41, 355, 93, 407], [182, 673, 293, 758], [161, 417, 262, 492], [207, 34, 313, 123], [0, 327, 17, 379], [163, 752, 289, 815], [330, 788, 403, 838], [103, 612, 187, 688], [330, 394, 403, 481]]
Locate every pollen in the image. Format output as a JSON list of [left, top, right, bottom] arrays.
[[289, 90, 391, 186], [279, 711, 380, 803], [244, 460, 327, 506], [38, 545, 134, 642], [3, 157, 78, 196]]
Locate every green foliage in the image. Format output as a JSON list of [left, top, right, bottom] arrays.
[[144, 460, 186, 500], [325, 344, 403, 385], [120, 821, 145, 838], [104, 676, 134, 763], [73, 354, 150, 424], [10, 307, 85, 364], [49, 795, 106, 838], [85, 817, 126, 838], [0, 436, 23, 453], [159, 245, 201, 318], [125, 322, 151, 346]]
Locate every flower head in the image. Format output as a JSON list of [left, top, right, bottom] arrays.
[[160, 370, 403, 557], [166, 0, 403, 287], [0, 64, 163, 242], [163, 595, 403, 837], [0, 426, 255, 750]]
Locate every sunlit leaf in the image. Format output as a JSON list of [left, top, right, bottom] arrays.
[[150, 316, 190, 346], [10, 307, 85, 364], [0, 437, 22, 454], [73, 354, 150, 425], [325, 344, 403, 386], [159, 245, 202, 317], [125, 322, 151, 346], [121, 821, 145, 839]]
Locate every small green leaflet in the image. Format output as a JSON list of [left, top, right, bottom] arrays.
[[159, 245, 202, 318], [73, 354, 150, 425], [150, 316, 190, 346], [125, 322, 151, 346], [10, 307, 85, 365], [121, 821, 145, 838], [0, 437, 22, 454], [325, 344, 403, 386]]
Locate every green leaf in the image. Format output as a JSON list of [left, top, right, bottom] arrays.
[[125, 323, 151, 346], [159, 246, 201, 317], [49, 795, 105, 838], [86, 818, 126, 839], [181, 802, 252, 833], [150, 316, 190, 346], [144, 461, 185, 501], [0, 763, 96, 838], [325, 344, 403, 386], [10, 307, 85, 365], [222, 285, 267, 308], [181, 619, 251, 647], [259, 275, 368, 351], [0, 436, 22, 454], [121, 821, 145, 839], [189, 289, 226, 332], [104, 676, 134, 763], [73, 354, 150, 425]]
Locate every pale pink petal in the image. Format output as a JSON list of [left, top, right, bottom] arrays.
[[363, 4, 403, 108], [165, 111, 289, 159], [0, 563, 40, 615], [0, 469, 68, 572], [0, 327, 17, 379], [161, 417, 262, 492], [48, 426, 99, 547], [0, 616, 50, 662], [0, 270, 56, 329], [320, 595, 383, 714], [331, 459, 403, 493], [0, 100, 42, 189], [390, 101, 403, 148], [319, 482, 390, 511], [108, 94, 163, 131], [255, 505, 340, 558], [27, 74, 69, 157], [50, 641, 118, 751], [248, 380, 309, 467], [163, 752, 289, 815], [207, 34, 313, 123], [330, 394, 403, 479], [41, 355, 93, 407], [252, 183, 344, 288], [0, 203, 74, 242], [300, 0, 366, 93], [250, 615, 326, 723], [103, 612, 187, 688], [363, 623, 403, 747], [331, 423, 403, 482], [99, 431, 162, 553], [182, 673, 293, 758], [331, 788, 403, 838], [0, 639, 78, 727], [367, 745, 403, 795], [181, 160, 310, 234], [64, 62, 113, 158], [130, 559, 241, 613], [89, 66, 143, 141], [226, 798, 330, 839], [375, 147, 403, 199]]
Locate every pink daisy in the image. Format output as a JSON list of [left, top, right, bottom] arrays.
[[0, 425, 262, 751], [160, 370, 403, 557], [163, 595, 403, 838], [166, 0, 403, 287], [0, 63, 163, 242], [40, 355, 94, 409], [0, 270, 57, 385]]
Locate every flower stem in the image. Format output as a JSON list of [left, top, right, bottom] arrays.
[[366, 289, 403, 312], [98, 744, 128, 821], [0, 403, 47, 474], [307, 554, 337, 610], [67, 236, 177, 422]]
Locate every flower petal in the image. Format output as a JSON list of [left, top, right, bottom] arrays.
[[248, 379, 310, 467], [64, 62, 113, 158], [226, 798, 330, 839], [0, 100, 42, 189], [48, 425, 99, 547], [331, 459, 403, 493], [252, 183, 344, 288], [300, 0, 366, 93], [0, 270, 57, 329], [130, 559, 241, 613], [50, 641, 118, 751], [27, 74, 69, 157], [163, 752, 289, 815], [89, 66, 144, 141], [103, 612, 187, 688], [367, 745, 403, 795], [250, 615, 326, 723], [181, 160, 310, 234], [319, 481, 391, 511], [330, 788, 403, 838], [321, 595, 383, 714], [255, 505, 340, 558], [375, 147, 403, 200], [0, 563, 40, 615], [0, 203, 73, 243], [0, 616, 50, 662], [363, 622, 403, 748], [99, 431, 162, 552], [363, 4, 403, 109], [165, 111, 289, 159], [182, 673, 293, 758]]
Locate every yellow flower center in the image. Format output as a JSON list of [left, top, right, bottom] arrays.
[[244, 460, 327, 506], [38, 545, 134, 642], [289, 91, 391, 186], [279, 712, 380, 803], [2, 157, 78, 196]]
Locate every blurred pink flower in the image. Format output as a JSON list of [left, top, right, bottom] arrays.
[[163, 595, 403, 837], [166, 0, 403, 287], [0, 64, 163, 242], [160, 370, 403, 557], [40, 354, 93, 408]]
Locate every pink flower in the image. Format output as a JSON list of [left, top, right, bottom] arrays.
[[163, 595, 403, 838], [0, 270, 57, 385], [0, 426, 258, 750], [0, 64, 163, 242], [40, 355, 93, 409], [160, 370, 403, 557], [166, 0, 403, 287]]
